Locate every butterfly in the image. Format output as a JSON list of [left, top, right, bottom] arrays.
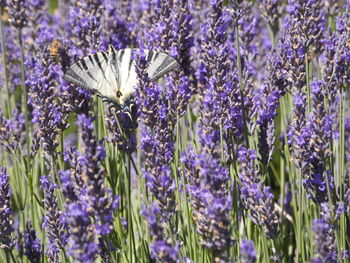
[[63, 45, 179, 107]]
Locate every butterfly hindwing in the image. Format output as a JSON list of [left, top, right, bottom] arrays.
[[145, 50, 179, 80]]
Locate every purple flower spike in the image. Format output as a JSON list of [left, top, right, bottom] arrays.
[[0, 109, 25, 153], [240, 240, 257, 263], [24, 221, 43, 263], [182, 150, 233, 261], [77, 114, 119, 235], [198, 0, 243, 157], [104, 101, 138, 154], [0, 26, 22, 94], [8, 0, 28, 29], [0, 167, 14, 250], [66, 0, 103, 53], [238, 147, 279, 238], [170, 0, 194, 77], [141, 204, 180, 263], [135, 49, 163, 128], [258, 0, 282, 33], [40, 176, 68, 260], [26, 28, 70, 160], [311, 218, 337, 263], [66, 202, 97, 263]]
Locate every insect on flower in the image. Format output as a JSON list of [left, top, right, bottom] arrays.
[[63, 46, 179, 114], [49, 39, 62, 60]]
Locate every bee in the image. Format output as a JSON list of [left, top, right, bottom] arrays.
[[49, 39, 61, 60]]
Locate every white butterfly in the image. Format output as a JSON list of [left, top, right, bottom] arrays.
[[63, 45, 179, 106]]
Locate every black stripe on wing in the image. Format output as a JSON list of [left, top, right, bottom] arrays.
[[64, 69, 94, 91], [63, 51, 109, 91], [149, 55, 179, 80]]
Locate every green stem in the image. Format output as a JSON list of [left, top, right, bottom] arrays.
[[305, 54, 311, 113], [0, 7, 13, 115], [17, 29, 31, 169], [234, 23, 249, 148]]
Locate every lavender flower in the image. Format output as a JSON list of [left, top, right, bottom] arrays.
[[145, 0, 174, 52], [181, 150, 233, 260], [40, 176, 68, 261], [198, 0, 228, 93], [141, 128, 176, 221], [100, 0, 135, 50], [62, 146, 85, 198], [284, 0, 326, 102], [288, 80, 333, 203], [287, 90, 308, 170], [8, 0, 28, 29], [238, 147, 279, 238], [256, 50, 287, 166], [77, 114, 118, 235], [303, 81, 333, 203], [258, 0, 283, 34], [333, 3, 350, 88], [0, 25, 22, 93], [66, 202, 97, 263], [60, 169, 80, 204], [136, 50, 177, 221], [25, 0, 50, 50], [141, 204, 180, 263], [165, 73, 192, 121], [198, 0, 243, 156], [257, 51, 287, 123], [287, 0, 326, 54], [311, 219, 337, 263], [160, 0, 194, 121], [24, 221, 43, 263], [240, 240, 257, 263], [66, 0, 103, 54], [0, 167, 14, 250], [103, 101, 137, 154], [170, 0, 194, 77], [26, 28, 69, 161], [0, 109, 25, 153]]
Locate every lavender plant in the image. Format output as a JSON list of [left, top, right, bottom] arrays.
[[0, 0, 349, 262]]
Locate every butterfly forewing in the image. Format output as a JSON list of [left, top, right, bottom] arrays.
[[64, 52, 112, 93]]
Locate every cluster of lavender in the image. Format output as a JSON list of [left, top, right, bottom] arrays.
[[141, 204, 180, 263], [0, 0, 350, 262], [135, 49, 179, 260], [0, 109, 25, 153], [0, 167, 14, 250], [76, 114, 118, 235], [237, 147, 279, 238], [182, 150, 233, 261], [40, 176, 68, 261], [26, 27, 70, 160]]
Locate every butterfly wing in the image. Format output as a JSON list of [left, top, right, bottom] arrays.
[[145, 50, 179, 80], [63, 49, 119, 101], [64, 46, 179, 105], [116, 48, 179, 104]]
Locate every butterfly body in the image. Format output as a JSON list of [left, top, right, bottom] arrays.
[[63, 46, 179, 106]]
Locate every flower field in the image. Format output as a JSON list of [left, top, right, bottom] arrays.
[[0, 0, 349, 262]]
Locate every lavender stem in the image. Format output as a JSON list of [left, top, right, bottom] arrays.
[[17, 28, 30, 162], [235, 22, 249, 148], [0, 7, 10, 112]]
